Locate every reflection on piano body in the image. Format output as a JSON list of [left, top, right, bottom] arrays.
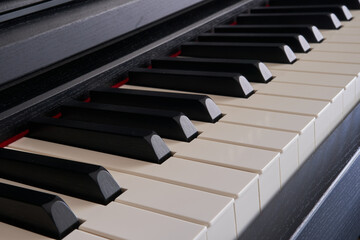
[[0, 0, 360, 239]]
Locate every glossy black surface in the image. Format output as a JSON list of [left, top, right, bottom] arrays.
[[60, 101, 198, 142], [90, 88, 222, 123], [197, 32, 310, 52], [237, 13, 341, 29], [251, 5, 353, 21], [28, 117, 171, 164], [269, 0, 360, 10], [128, 68, 254, 97], [0, 148, 122, 204], [0, 182, 79, 239], [152, 57, 273, 83], [181, 42, 297, 63], [214, 24, 324, 43]]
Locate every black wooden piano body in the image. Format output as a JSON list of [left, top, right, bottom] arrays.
[[0, 0, 359, 239]]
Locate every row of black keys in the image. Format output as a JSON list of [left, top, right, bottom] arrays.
[[24, 3, 355, 166], [1, 1, 357, 239]]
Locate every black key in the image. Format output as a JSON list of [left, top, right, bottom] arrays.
[[197, 33, 310, 53], [128, 68, 254, 98], [251, 5, 353, 21], [269, 0, 360, 10], [214, 25, 324, 43], [60, 101, 198, 142], [237, 13, 342, 29], [90, 88, 222, 123], [0, 148, 121, 205], [152, 57, 273, 83], [28, 117, 171, 164], [180, 42, 297, 64], [0, 182, 79, 239]]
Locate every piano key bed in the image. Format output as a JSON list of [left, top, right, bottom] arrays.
[[1, 0, 360, 239]]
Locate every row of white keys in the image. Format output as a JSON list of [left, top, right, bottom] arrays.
[[165, 138, 280, 208], [271, 70, 357, 114], [252, 81, 344, 132], [0, 177, 208, 240], [7, 138, 259, 236], [111, 171, 237, 240], [192, 121, 298, 185], [122, 85, 328, 181]]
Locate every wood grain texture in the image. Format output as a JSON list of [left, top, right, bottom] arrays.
[[239, 102, 360, 240]]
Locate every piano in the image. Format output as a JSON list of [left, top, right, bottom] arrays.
[[0, 0, 359, 239]]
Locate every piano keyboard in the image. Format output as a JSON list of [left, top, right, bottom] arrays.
[[1, 1, 360, 240]]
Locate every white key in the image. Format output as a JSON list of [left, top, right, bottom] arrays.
[[350, 10, 360, 18], [121, 85, 339, 144], [195, 121, 298, 184], [325, 34, 360, 43], [267, 61, 360, 102], [313, 42, 360, 54], [321, 28, 360, 37], [0, 222, 51, 240], [0, 178, 207, 240], [271, 70, 357, 115], [219, 105, 315, 164], [252, 81, 343, 103], [252, 81, 344, 134], [8, 138, 260, 235], [267, 61, 360, 76], [342, 20, 360, 28], [300, 51, 360, 64], [64, 230, 109, 240], [211, 94, 334, 145], [165, 138, 280, 208], [112, 171, 237, 240], [80, 202, 206, 240]]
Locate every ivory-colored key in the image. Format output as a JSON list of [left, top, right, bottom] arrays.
[[313, 42, 360, 53], [80, 202, 206, 240], [272, 70, 357, 115], [122, 85, 342, 144], [165, 138, 280, 208], [195, 121, 298, 184], [267, 61, 360, 76], [0, 178, 207, 240], [252, 81, 344, 128], [267, 61, 360, 101], [342, 20, 360, 28], [111, 171, 237, 240], [325, 34, 360, 43], [299, 51, 360, 64], [350, 10, 360, 18], [8, 137, 260, 235], [64, 230, 109, 240], [252, 81, 343, 103], [0, 223, 52, 240], [211, 94, 335, 145], [218, 105, 315, 164]]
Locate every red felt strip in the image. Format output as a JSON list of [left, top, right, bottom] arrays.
[[0, 130, 29, 148], [112, 78, 129, 88], [170, 50, 181, 57]]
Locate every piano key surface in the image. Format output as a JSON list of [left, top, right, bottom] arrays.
[[0, 178, 208, 240], [7, 138, 260, 236], [2, 3, 360, 240]]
